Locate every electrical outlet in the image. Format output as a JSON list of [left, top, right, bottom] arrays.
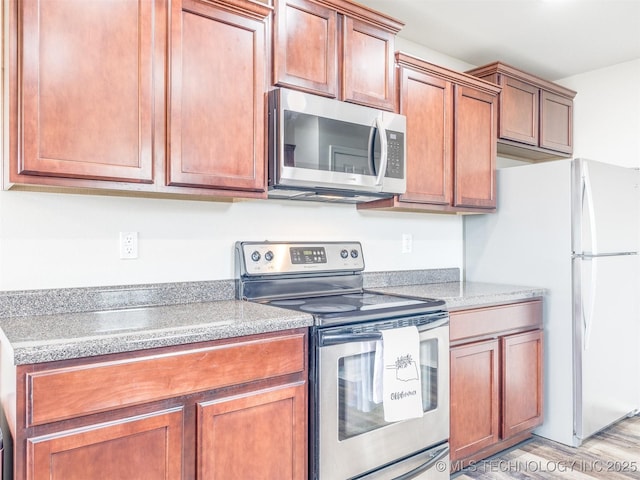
[[119, 232, 138, 259], [401, 233, 413, 254]]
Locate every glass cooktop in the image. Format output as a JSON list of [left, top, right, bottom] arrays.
[[264, 291, 446, 326]]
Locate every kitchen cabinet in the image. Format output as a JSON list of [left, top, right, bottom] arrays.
[[449, 300, 543, 471], [273, 0, 402, 111], [4, 329, 308, 480], [167, 0, 268, 192], [466, 62, 577, 161], [5, 0, 271, 199], [358, 53, 500, 214], [10, 0, 160, 185]]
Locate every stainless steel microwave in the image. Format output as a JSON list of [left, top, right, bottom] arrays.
[[268, 88, 406, 203]]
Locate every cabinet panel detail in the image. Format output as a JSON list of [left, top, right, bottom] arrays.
[[27, 408, 184, 480], [453, 85, 496, 209], [450, 340, 500, 461], [198, 383, 307, 480], [28, 333, 305, 426], [19, 0, 158, 182], [500, 76, 539, 146], [167, 0, 266, 191], [342, 17, 395, 110], [502, 330, 544, 438], [274, 0, 337, 96], [450, 300, 542, 342], [540, 90, 573, 153], [398, 69, 452, 205]]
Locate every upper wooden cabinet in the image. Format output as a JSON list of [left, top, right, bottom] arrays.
[[272, 0, 402, 111], [167, 0, 268, 192], [466, 62, 577, 161], [14, 0, 160, 184], [359, 53, 500, 214], [5, 0, 271, 199]]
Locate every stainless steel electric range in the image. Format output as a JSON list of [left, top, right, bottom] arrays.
[[236, 241, 450, 480]]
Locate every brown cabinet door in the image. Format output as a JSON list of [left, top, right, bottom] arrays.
[[198, 382, 307, 480], [27, 408, 184, 480], [19, 0, 162, 183], [501, 329, 544, 439], [342, 17, 395, 111], [273, 0, 337, 97], [397, 66, 453, 205], [453, 85, 497, 209], [540, 90, 574, 154], [450, 339, 500, 461], [167, 0, 266, 191], [499, 75, 539, 146]]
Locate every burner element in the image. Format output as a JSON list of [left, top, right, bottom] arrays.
[[299, 303, 358, 314]]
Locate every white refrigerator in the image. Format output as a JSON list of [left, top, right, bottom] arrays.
[[464, 158, 640, 447]]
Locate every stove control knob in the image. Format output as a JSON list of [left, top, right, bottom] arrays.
[[264, 250, 274, 262], [340, 249, 349, 259], [350, 249, 359, 259], [250, 251, 261, 262]]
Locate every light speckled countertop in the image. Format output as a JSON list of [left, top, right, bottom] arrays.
[[0, 270, 545, 365], [0, 300, 313, 365], [371, 282, 545, 310]]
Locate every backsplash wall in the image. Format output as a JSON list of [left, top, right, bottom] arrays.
[[0, 191, 463, 291]]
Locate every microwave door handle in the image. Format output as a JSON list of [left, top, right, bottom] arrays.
[[374, 115, 388, 188]]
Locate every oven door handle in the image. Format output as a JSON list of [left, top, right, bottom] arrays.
[[320, 332, 382, 346], [392, 444, 449, 480], [320, 317, 449, 346]]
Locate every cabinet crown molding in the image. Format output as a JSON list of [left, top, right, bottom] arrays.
[[310, 0, 404, 32], [193, 0, 273, 19], [396, 52, 502, 96], [466, 61, 577, 98]]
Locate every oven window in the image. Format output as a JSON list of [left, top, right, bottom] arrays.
[[338, 338, 439, 440]]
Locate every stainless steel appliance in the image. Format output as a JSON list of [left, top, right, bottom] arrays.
[[236, 241, 450, 480], [268, 88, 406, 203], [465, 158, 640, 446]]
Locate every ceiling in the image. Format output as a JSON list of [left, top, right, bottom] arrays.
[[355, 0, 640, 80]]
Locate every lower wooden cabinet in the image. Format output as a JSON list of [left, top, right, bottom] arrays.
[[450, 339, 500, 461], [27, 408, 184, 480], [198, 383, 307, 480], [449, 300, 543, 470], [501, 330, 544, 439], [4, 329, 308, 480]]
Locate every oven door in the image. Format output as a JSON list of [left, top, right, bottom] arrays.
[[314, 316, 449, 480]]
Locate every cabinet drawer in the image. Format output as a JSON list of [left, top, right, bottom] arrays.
[[27, 332, 306, 426], [450, 300, 542, 342]]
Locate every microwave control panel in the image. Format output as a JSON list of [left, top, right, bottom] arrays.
[[385, 131, 404, 179]]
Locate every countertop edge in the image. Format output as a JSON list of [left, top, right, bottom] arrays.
[[1, 281, 545, 365]]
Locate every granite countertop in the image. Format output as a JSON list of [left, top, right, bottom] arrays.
[[0, 300, 313, 365], [0, 270, 545, 366], [370, 282, 546, 310]]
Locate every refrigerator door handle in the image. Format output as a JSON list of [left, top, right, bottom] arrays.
[[582, 256, 597, 351], [582, 162, 598, 255]]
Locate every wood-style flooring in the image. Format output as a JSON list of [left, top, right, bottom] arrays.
[[454, 415, 640, 479]]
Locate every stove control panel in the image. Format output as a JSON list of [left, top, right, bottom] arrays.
[[237, 241, 364, 276]]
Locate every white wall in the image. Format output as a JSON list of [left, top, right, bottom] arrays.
[[0, 191, 463, 291], [558, 59, 640, 168]]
